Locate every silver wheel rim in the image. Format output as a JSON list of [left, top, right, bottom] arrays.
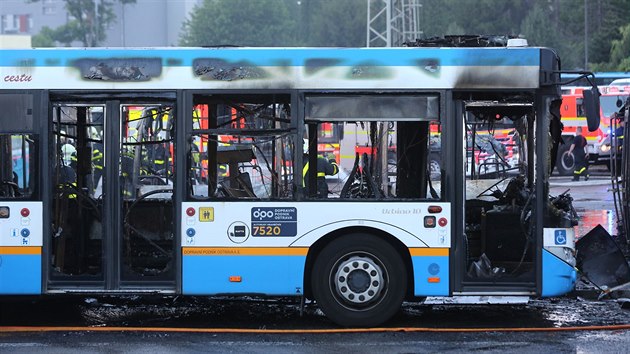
[[332, 254, 385, 306]]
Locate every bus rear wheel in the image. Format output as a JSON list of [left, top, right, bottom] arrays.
[[311, 234, 407, 327]]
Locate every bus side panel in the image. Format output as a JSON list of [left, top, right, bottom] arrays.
[[0, 251, 41, 294], [182, 249, 306, 295], [411, 248, 449, 296], [541, 249, 577, 297], [0, 202, 43, 295]]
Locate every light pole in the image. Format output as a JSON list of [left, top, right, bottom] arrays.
[[584, 0, 588, 70]]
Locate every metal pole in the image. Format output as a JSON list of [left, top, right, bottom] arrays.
[[121, 2, 126, 47], [584, 0, 588, 70], [385, 0, 392, 47], [366, 0, 370, 47]]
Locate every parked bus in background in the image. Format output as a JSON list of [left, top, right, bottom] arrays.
[[0, 41, 599, 326]]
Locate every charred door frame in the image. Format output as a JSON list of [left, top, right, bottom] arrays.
[[450, 91, 541, 295], [45, 91, 179, 293]]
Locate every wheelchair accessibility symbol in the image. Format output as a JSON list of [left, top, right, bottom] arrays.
[[554, 230, 567, 245]]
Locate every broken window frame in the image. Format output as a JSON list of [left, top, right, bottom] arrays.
[[0, 133, 37, 200], [187, 93, 296, 201], [302, 92, 442, 201]]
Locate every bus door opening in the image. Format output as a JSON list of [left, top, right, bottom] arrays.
[[49, 101, 176, 290], [461, 99, 577, 288], [462, 100, 535, 286], [120, 104, 175, 282], [51, 104, 105, 280]]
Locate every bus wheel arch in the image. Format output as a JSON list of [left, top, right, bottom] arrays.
[[305, 228, 412, 327]]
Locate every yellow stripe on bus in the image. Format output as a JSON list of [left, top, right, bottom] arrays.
[[0, 246, 41, 255], [409, 248, 449, 256], [182, 247, 308, 256]]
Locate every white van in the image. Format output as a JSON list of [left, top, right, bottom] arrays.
[[610, 78, 630, 86]]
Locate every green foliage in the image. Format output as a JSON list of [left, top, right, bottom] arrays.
[[419, 0, 630, 70], [180, 0, 297, 47], [29, 0, 136, 47], [610, 24, 630, 70], [31, 26, 57, 47], [305, 0, 366, 47], [520, 5, 561, 48]]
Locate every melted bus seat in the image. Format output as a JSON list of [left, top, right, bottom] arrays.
[[219, 172, 256, 198]]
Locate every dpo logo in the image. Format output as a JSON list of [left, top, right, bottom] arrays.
[[554, 230, 567, 245], [252, 208, 275, 221]]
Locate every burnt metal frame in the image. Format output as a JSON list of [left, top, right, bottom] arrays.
[[43, 91, 179, 293]]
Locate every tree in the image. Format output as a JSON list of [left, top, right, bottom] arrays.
[[306, 0, 366, 47], [520, 4, 563, 56], [32, 27, 58, 47], [587, 0, 630, 65], [29, 0, 136, 47], [180, 0, 297, 47], [609, 24, 630, 70]]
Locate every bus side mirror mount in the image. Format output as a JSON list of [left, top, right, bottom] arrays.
[[583, 88, 600, 132]]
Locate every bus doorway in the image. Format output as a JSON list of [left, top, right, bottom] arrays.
[[49, 100, 176, 292], [458, 99, 538, 293]]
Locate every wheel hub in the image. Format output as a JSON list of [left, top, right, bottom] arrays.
[[334, 256, 383, 305]]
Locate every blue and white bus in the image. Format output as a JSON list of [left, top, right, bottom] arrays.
[[0, 45, 598, 326]]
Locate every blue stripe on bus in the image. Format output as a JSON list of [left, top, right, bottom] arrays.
[[182, 255, 305, 295], [541, 249, 577, 297], [0, 48, 540, 67], [0, 254, 41, 294], [412, 255, 449, 296]]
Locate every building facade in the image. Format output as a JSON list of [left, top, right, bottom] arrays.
[[0, 0, 200, 47]]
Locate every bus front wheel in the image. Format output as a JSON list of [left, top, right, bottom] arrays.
[[311, 234, 407, 327]]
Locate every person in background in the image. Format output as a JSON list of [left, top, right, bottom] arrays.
[[569, 127, 589, 181], [302, 139, 339, 198]]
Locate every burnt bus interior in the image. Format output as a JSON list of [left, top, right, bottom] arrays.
[[49, 98, 176, 288], [188, 93, 443, 201], [459, 94, 576, 286], [189, 93, 295, 200], [461, 98, 536, 283]]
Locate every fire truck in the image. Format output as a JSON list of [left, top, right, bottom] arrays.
[[556, 86, 630, 175]]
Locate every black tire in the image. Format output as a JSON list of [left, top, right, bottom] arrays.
[[555, 142, 575, 176], [311, 234, 407, 327]]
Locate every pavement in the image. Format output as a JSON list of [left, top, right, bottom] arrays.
[[549, 175, 614, 187]]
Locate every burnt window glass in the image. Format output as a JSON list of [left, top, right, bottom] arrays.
[[0, 134, 36, 199], [189, 94, 295, 200]]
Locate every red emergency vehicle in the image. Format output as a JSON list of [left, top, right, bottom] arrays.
[[557, 86, 629, 175]]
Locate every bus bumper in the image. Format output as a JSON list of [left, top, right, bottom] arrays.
[[541, 249, 577, 297]]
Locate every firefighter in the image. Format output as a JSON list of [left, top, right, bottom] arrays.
[[90, 130, 104, 191], [613, 117, 624, 151], [569, 127, 589, 181], [60, 141, 76, 168], [302, 139, 339, 198], [145, 142, 168, 175]]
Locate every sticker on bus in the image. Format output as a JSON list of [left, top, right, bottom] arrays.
[[198, 207, 214, 222], [251, 207, 297, 237]]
